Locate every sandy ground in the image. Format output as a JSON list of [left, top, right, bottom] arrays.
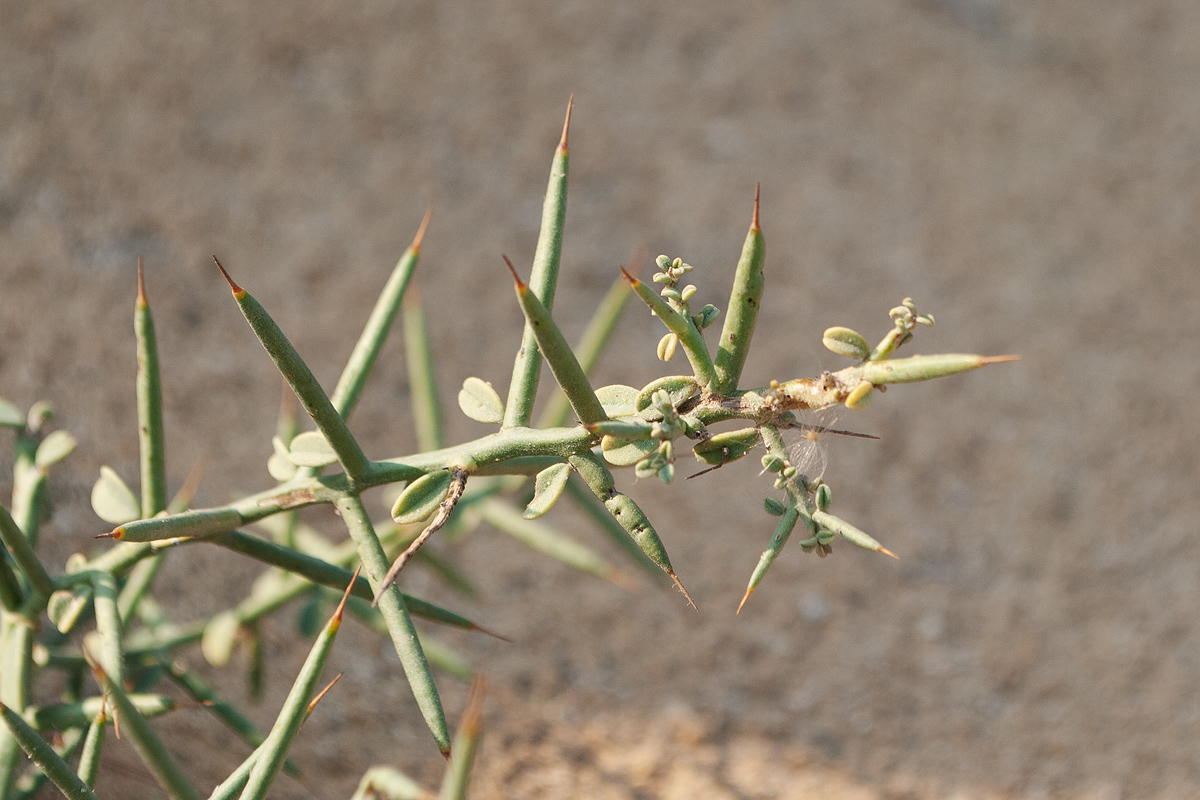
[[3, 1, 1200, 798]]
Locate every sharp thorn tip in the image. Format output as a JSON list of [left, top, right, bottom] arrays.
[[669, 570, 697, 610], [560, 94, 573, 150], [736, 585, 754, 614], [502, 254, 524, 287], [334, 565, 361, 619], [412, 208, 432, 252], [212, 256, 243, 293]]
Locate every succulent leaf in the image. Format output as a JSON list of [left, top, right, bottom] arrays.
[[523, 463, 571, 519], [656, 333, 678, 362], [595, 384, 639, 418], [763, 497, 786, 516], [692, 427, 758, 466], [844, 380, 874, 409], [601, 435, 658, 466], [288, 430, 339, 468], [202, 610, 242, 667], [268, 436, 298, 481], [635, 375, 698, 413], [391, 470, 454, 524], [91, 466, 142, 525], [34, 429, 77, 469], [0, 398, 22, 428], [822, 326, 870, 360], [48, 584, 93, 634], [458, 377, 504, 424]]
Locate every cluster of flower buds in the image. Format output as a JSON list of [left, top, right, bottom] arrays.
[[652, 255, 720, 363]]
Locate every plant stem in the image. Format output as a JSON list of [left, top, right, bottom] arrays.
[[335, 495, 450, 755], [503, 97, 571, 430]]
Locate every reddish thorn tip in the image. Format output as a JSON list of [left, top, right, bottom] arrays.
[[982, 354, 1022, 365], [307, 673, 343, 715], [411, 208, 432, 254], [212, 256, 243, 294], [136, 258, 147, 304], [560, 94, 573, 151], [668, 570, 697, 611], [334, 565, 361, 621], [736, 586, 754, 615], [752, 183, 761, 232], [502, 255, 525, 288], [95, 531, 117, 540], [618, 265, 639, 286], [879, 547, 899, 560]]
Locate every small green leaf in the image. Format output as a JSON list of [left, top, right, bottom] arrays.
[[458, 377, 504, 424], [822, 326, 870, 360], [656, 333, 678, 362], [267, 436, 297, 482], [634, 457, 663, 479], [692, 304, 720, 329], [595, 384, 639, 418], [523, 463, 571, 519], [27, 400, 53, 432], [35, 429, 77, 468], [202, 610, 242, 667], [288, 430, 339, 468], [635, 375, 698, 413], [844, 380, 873, 410], [816, 483, 832, 511], [600, 435, 658, 467], [48, 584, 93, 634], [391, 470, 453, 524], [760, 454, 785, 473], [763, 497, 786, 516], [91, 466, 142, 525], [693, 427, 759, 466], [0, 398, 22, 428]]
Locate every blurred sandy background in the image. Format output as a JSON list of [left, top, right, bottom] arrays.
[[3, 1, 1199, 798]]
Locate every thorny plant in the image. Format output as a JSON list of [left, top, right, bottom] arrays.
[[0, 99, 1015, 799]]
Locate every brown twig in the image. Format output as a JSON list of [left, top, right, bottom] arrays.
[[372, 468, 470, 605]]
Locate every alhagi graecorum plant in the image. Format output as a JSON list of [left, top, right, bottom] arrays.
[[0, 98, 1015, 799]]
